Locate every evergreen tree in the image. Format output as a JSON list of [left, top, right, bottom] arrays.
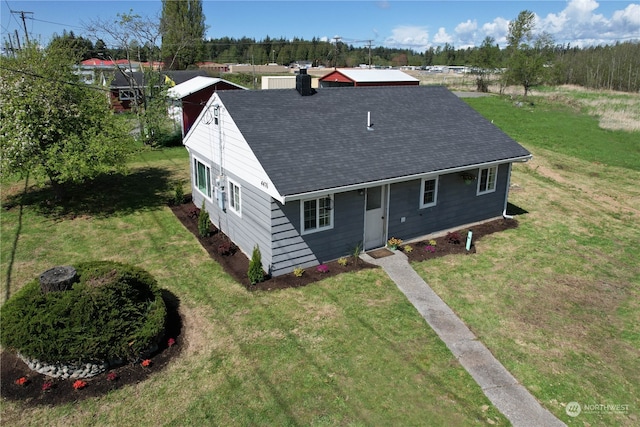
[[247, 245, 265, 285], [48, 31, 95, 60], [161, 0, 206, 69]]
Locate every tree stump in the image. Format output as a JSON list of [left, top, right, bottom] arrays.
[[39, 266, 78, 294]]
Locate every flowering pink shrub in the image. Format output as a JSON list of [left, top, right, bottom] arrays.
[[424, 245, 436, 253], [106, 371, 118, 381], [316, 264, 329, 273], [42, 381, 53, 392], [168, 337, 176, 347], [15, 376, 28, 386]]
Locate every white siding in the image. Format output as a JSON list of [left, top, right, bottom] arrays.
[[183, 93, 284, 203], [261, 76, 296, 90]]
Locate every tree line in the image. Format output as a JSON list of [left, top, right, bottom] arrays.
[[39, 31, 639, 93]]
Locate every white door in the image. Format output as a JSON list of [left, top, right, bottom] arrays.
[[364, 186, 386, 250]]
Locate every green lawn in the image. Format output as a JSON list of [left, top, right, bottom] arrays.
[[1, 148, 505, 425], [465, 95, 640, 170], [419, 96, 639, 426]]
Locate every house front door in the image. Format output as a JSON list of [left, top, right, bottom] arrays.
[[364, 186, 386, 250]]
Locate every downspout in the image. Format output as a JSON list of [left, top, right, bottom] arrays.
[[502, 163, 514, 219], [362, 189, 368, 252]]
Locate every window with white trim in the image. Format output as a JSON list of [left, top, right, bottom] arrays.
[[193, 158, 211, 198], [118, 88, 140, 101], [477, 166, 497, 194], [301, 195, 333, 234], [420, 177, 439, 208], [228, 179, 241, 215]]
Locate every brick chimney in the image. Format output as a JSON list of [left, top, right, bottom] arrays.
[[296, 68, 314, 96]]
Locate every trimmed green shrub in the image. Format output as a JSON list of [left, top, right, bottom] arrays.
[[0, 261, 166, 363], [170, 181, 185, 206], [198, 200, 210, 237], [247, 245, 264, 285]]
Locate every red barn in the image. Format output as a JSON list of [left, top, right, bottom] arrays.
[[168, 76, 247, 137], [319, 68, 419, 88]]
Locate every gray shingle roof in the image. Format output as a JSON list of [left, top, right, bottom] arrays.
[[216, 86, 530, 197]]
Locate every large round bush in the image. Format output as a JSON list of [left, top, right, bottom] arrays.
[[0, 261, 166, 363]]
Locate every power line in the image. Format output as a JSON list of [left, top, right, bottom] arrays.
[[28, 17, 84, 31], [9, 8, 32, 43]]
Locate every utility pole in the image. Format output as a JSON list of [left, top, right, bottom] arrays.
[[10, 10, 33, 44], [14, 30, 21, 50], [333, 36, 341, 68]]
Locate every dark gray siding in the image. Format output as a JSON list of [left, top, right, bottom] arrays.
[[387, 164, 510, 240], [271, 190, 365, 276]]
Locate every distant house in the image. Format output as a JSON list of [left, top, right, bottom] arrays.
[[168, 76, 247, 137], [319, 68, 419, 88], [106, 70, 210, 112], [261, 75, 297, 90], [183, 70, 531, 276], [197, 62, 230, 73]]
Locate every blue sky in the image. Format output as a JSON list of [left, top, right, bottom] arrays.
[[2, 0, 639, 51]]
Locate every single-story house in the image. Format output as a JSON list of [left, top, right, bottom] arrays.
[[183, 70, 531, 276], [168, 76, 247, 137], [319, 68, 419, 88], [106, 70, 209, 112]]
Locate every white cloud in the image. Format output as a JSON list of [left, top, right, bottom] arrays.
[[536, 0, 639, 46], [455, 19, 477, 35], [455, 19, 478, 48], [433, 27, 452, 44], [612, 4, 640, 28], [481, 17, 510, 45], [384, 25, 430, 49], [382, 0, 639, 50]]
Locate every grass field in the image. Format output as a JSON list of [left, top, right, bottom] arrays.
[[2, 91, 639, 426], [1, 150, 506, 425], [425, 96, 639, 426]]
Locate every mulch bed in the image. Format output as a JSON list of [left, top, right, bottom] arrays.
[[169, 196, 377, 291], [170, 196, 518, 283], [400, 218, 519, 262], [1, 290, 183, 406], [1, 196, 517, 407]]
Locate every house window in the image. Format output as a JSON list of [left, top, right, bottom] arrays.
[[301, 195, 333, 234], [118, 89, 139, 101], [228, 179, 241, 215], [193, 158, 211, 198], [420, 177, 439, 208], [478, 166, 497, 194]]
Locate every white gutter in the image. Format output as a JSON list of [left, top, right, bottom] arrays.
[[280, 154, 532, 203]]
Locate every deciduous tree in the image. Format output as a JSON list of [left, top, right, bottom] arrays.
[[470, 36, 501, 92], [505, 10, 555, 96], [0, 43, 131, 195], [85, 11, 167, 144]]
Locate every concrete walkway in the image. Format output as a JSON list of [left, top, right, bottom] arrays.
[[361, 250, 565, 427]]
